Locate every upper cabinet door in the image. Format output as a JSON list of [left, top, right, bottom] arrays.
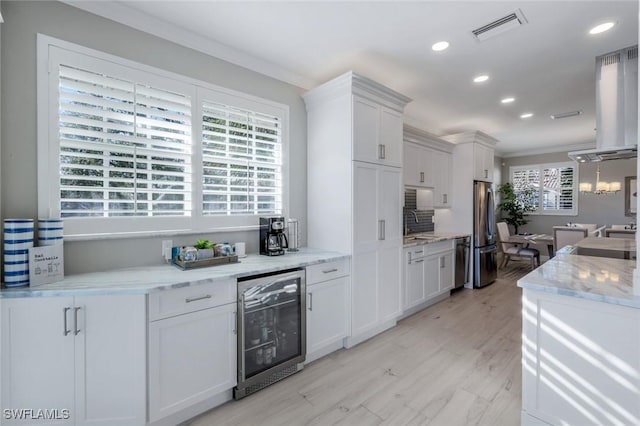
[[353, 96, 381, 164], [474, 144, 494, 182], [353, 96, 403, 167], [433, 150, 452, 208], [379, 107, 403, 167], [404, 143, 434, 188]]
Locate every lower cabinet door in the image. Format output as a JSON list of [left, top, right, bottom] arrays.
[[1, 297, 75, 426], [439, 252, 455, 292], [424, 256, 441, 299], [148, 303, 236, 422], [307, 276, 349, 356], [75, 295, 146, 426], [404, 257, 426, 310]]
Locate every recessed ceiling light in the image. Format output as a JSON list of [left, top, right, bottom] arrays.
[[432, 41, 450, 51], [520, 113, 534, 119], [501, 97, 515, 104], [589, 22, 615, 35], [473, 75, 489, 83]]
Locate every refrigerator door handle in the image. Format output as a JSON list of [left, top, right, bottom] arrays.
[[486, 187, 495, 242]]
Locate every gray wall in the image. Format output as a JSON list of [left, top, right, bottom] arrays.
[[0, 1, 308, 274], [501, 152, 636, 234]]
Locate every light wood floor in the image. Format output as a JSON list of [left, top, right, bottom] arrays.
[[188, 264, 531, 426]]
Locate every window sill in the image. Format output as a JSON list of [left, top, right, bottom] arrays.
[[63, 225, 261, 243]]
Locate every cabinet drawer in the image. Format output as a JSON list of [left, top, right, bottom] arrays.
[[148, 279, 236, 321], [423, 240, 455, 255], [307, 258, 350, 285]]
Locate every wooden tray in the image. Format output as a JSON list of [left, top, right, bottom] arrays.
[[174, 255, 239, 270]]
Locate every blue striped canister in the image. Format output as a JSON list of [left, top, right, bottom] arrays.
[[38, 219, 64, 246], [4, 219, 34, 287]]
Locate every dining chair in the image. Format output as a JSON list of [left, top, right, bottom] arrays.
[[496, 222, 540, 270], [553, 226, 588, 252]]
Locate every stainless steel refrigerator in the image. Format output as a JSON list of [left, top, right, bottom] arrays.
[[473, 181, 498, 288]]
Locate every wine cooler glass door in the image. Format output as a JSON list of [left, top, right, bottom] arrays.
[[238, 270, 306, 385]]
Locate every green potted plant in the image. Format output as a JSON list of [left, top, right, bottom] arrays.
[[497, 182, 536, 235], [194, 239, 214, 260]]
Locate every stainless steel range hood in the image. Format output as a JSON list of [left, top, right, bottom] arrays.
[[569, 45, 638, 163]]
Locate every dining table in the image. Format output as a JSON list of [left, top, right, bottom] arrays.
[[507, 233, 555, 258]]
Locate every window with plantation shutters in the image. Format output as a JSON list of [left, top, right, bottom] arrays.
[[201, 101, 282, 216], [58, 65, 192, 218], [510, 162, 578, 215], [38, 36, 288, 237]]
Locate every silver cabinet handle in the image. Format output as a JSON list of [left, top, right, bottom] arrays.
[[420, 171, 424, 183], [323, 268, 338, 274], [63, 307, 71, 336], [378, 220, 386, 240], [378, 144, 384, 160], [233, 312, 237, 335], [414, 259, 424, 263], [484, 169, 488, 179], [414, 250, 424, 255], [443, 194, 448, 204], [440, 257, 445, 268], [381, 144, 386, 159], [308, 292, 313, 311], [73, 307, 81, 335], [185, 294, 212, 303]]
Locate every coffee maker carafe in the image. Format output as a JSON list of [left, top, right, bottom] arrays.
[[260, 217, 288, 256]]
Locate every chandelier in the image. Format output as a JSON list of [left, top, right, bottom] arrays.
[[579, 165, 621, 194]]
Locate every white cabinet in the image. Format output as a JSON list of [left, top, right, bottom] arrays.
[[1, 295, 146, 426], [402, 126, 453, 205], [306, 259, 350, 363], [521, 289, 640, 426], [353, 162, 403, 337], [148, 280, 236, 423], [353, 95, 403, 167], [432, 150, 452, 208], [402, 240, 455, 315], [474, 143, 494, 182], [304, 71, 410, 348], [403, 142, 433, 188]]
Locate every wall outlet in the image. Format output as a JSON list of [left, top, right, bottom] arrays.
[[162, 240, 173, 261]]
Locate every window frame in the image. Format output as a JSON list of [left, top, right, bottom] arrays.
[[37, 34, 290, 238], [509, 162, 579, 216]]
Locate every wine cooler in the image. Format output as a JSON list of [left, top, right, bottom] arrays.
[[234, 269, 306, 399]]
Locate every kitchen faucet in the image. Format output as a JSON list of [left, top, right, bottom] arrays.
[[404, 210, 420, 236]]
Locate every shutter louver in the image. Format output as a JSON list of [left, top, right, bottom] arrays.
[[202, 102, 282, 215], [58, 65, 192, 218]]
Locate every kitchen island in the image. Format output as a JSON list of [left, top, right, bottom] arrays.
[[517, 253, 640, 426]]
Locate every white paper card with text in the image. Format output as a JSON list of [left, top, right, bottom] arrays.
[[29, 246, 64, 286]]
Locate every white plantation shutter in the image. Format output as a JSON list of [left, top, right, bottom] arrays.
[[58, 65, 192, 217], [510, 163, 577, 215], [201, 101, 282, 215], [543, 166, 575, 211], [39, 37, 288, 236]]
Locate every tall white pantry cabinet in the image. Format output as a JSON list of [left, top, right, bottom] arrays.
[[303, 72, 411, 347]]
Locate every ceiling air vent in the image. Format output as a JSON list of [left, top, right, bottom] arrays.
[[471, 9, 528, 42], [551, 110, 583, 120]]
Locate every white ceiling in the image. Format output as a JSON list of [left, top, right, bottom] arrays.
[[67, 1, 639, 157]]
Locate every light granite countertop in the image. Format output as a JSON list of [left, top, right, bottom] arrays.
[[517, 252, 640, 309], [403, 231, 471, 248], [0, 248, 349, 298]]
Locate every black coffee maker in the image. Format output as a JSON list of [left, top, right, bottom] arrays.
[[260, 217, 288, 256]]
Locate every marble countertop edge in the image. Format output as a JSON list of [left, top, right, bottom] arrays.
[[0, 249, 350, 298], [517, 254, 640, 309]]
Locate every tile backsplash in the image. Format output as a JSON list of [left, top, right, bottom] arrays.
[[404, 189, 434, 234]]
